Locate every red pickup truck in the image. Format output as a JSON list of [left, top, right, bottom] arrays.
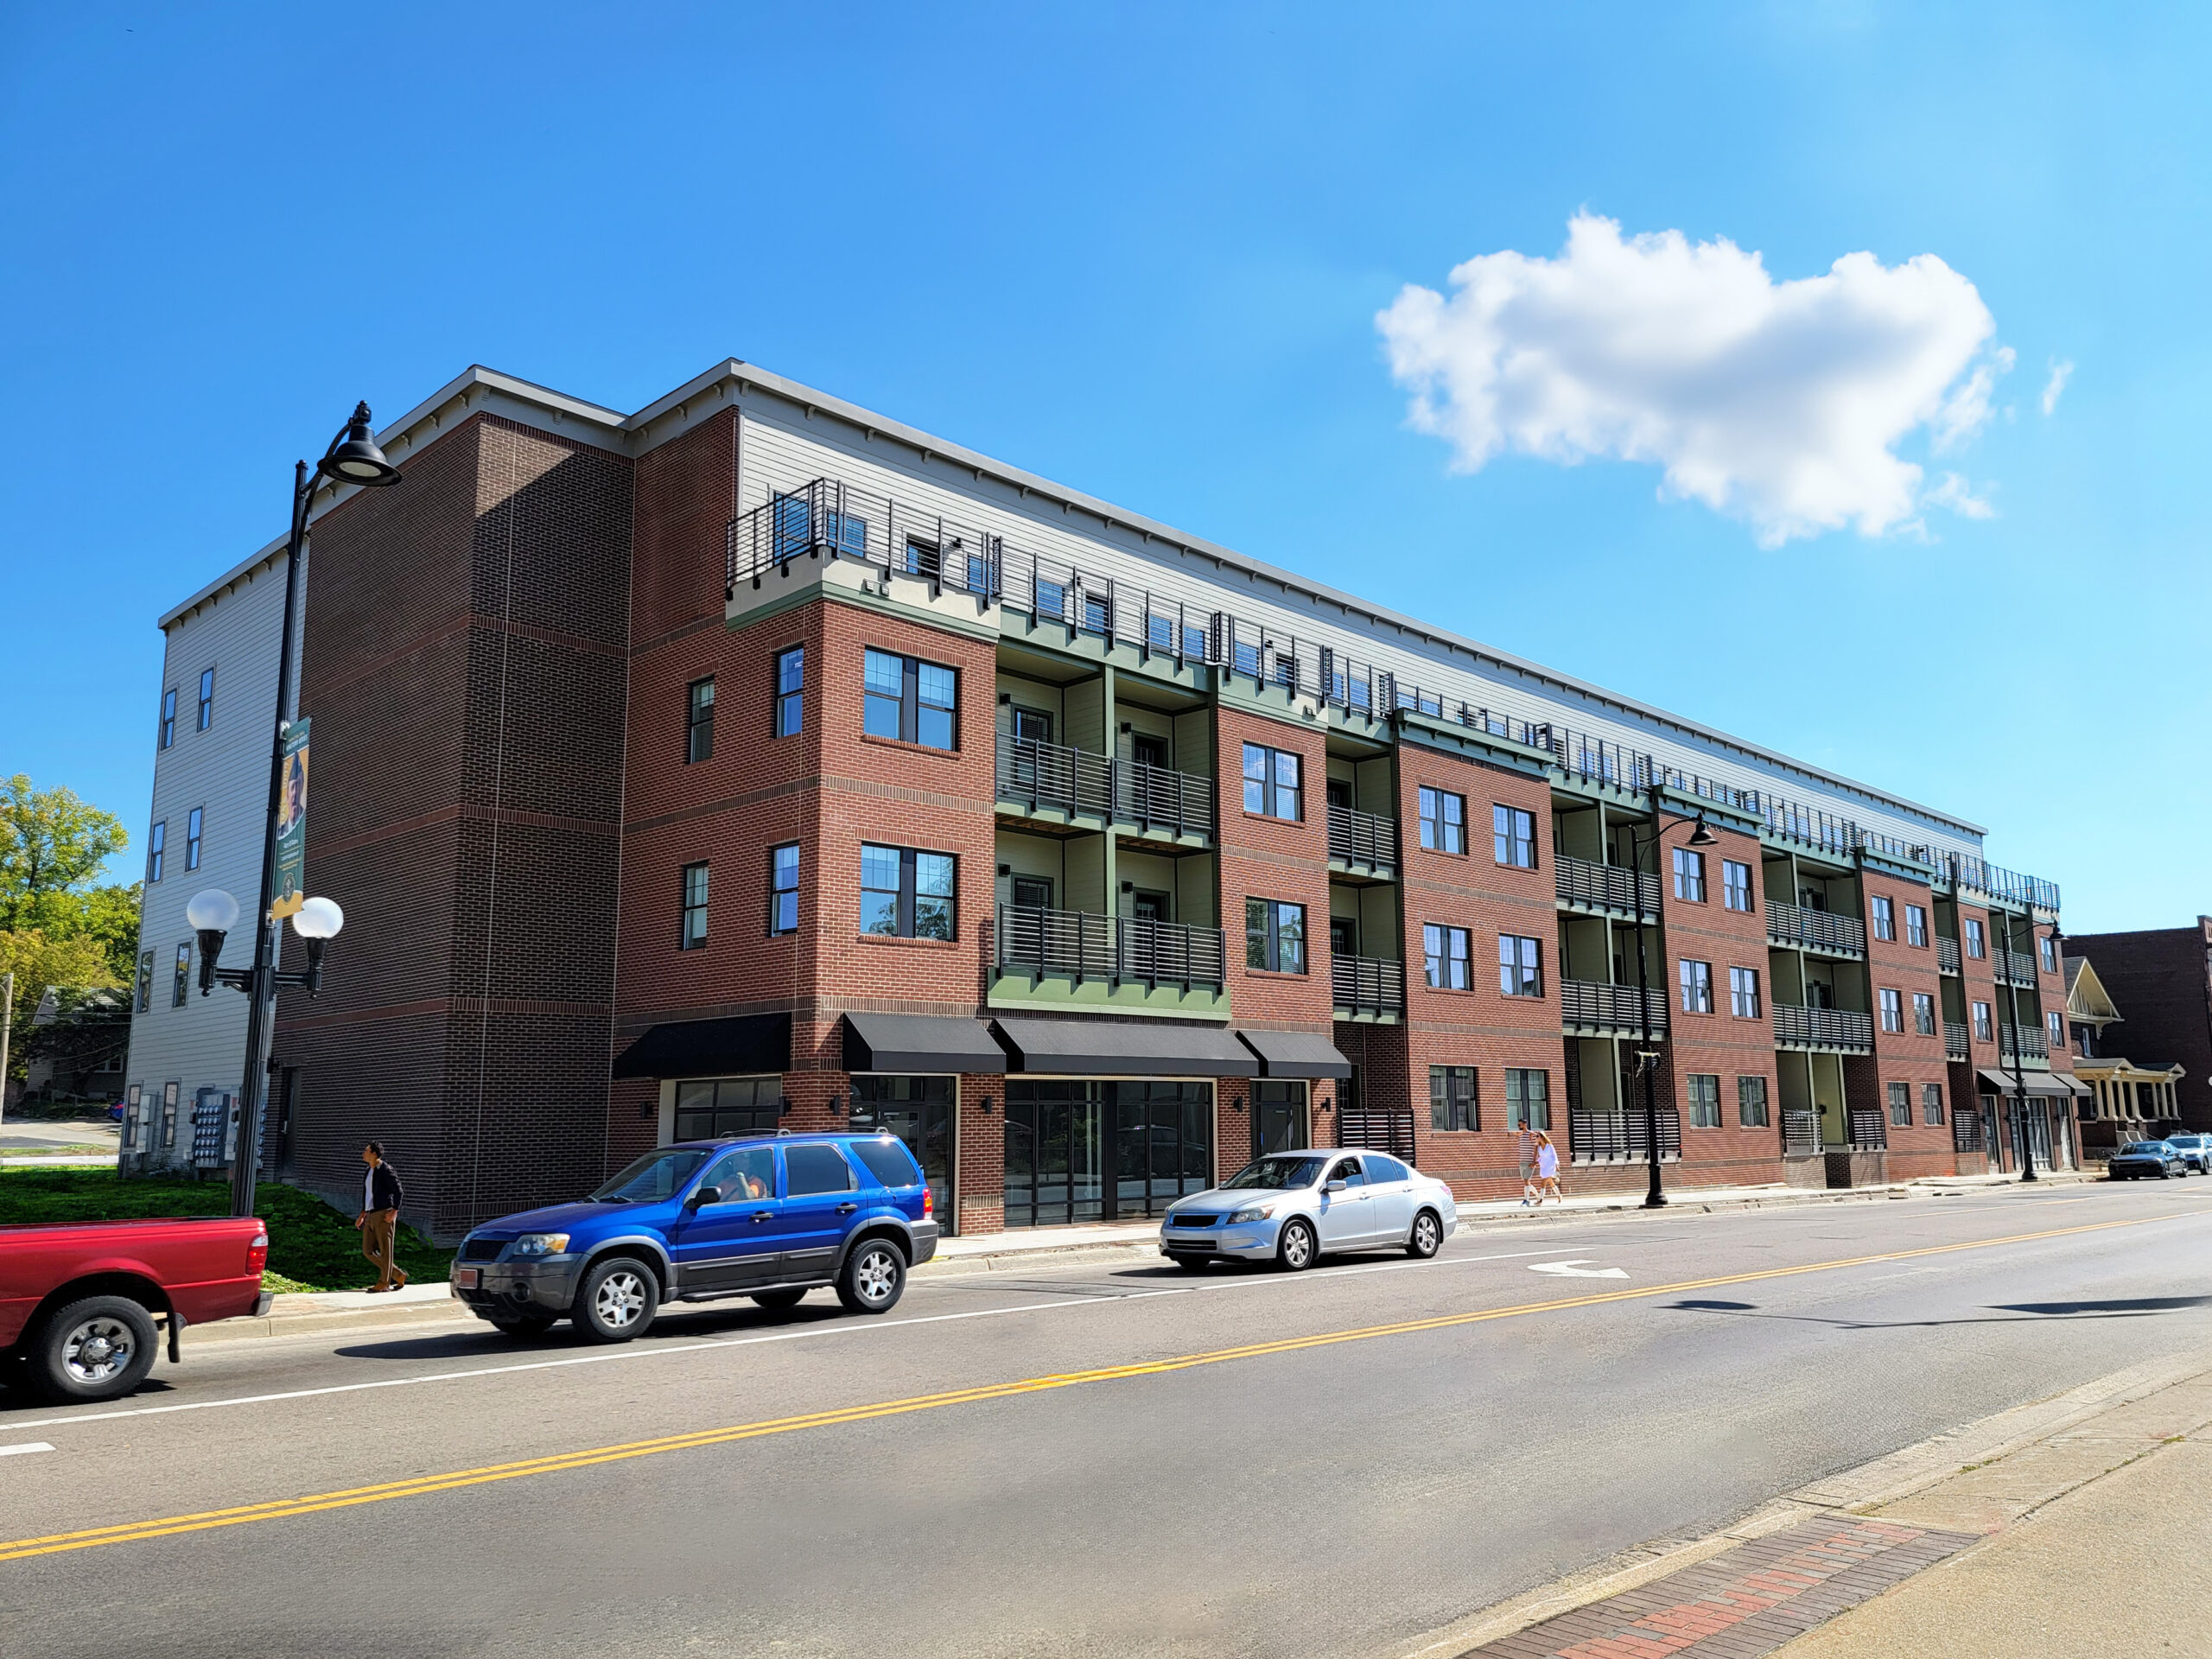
[[1, 1217, 271, 1402]]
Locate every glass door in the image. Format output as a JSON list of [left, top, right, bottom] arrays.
[[1253, 1080, 1310, 1159], [1004, 1081, 1104, 1227], [852, 1076, 954, 1224], [1108, 1081, 1213, 1217]]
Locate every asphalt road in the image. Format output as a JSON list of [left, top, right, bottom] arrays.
[[3, 1179, 2209, 1659]]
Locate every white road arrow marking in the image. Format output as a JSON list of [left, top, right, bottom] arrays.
[[0, 1442, 56, 1457], [1529, 1260, 1629, 1279]]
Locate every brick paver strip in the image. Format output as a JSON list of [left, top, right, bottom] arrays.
[[1462, 1517, 1980, 1659]]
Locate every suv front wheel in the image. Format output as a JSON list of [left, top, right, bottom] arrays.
[[836, 1238, 907, 1314], [574, 1256, 658, 1343]]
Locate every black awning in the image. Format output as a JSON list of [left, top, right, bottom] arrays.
[[1974, 1065, 2079, 1099], [611, 1013, 791, 1080], [842, 1013, 1007, 1075], [1236, 1028, 1352, 1079], [990, 1017, 1258, 1077]]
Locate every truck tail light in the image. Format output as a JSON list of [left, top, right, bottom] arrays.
[[247, 1231, 269, 1276], [922, 1186, 934, 1218]]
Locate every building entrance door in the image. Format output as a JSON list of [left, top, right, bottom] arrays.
[[1253, 1080, 1310, 1159], [852, 1075, 954, 1225]]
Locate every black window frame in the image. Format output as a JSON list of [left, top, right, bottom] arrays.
[[1870, 895, 1895, 941], [172, 942, 192, 1008], [1417, 786, 1465, 855], [1722, 858, 1753, 912], [1879, 988, 1904, 1033], [1905, 904, 1928, 948], [863, 648, 958, 751], [158, 688, 176, 750], [680, 861, 709, 950], [1497, 932, 1542, 998], [1889, 1081, 1912, 1127], [1913, 991, 1936, 1036], [1428, 1065, 1478, 1132], [1687, 1072, 1722, 1128], [685, 676, 715, 764], [147, 820, 165, 883], [1241, 744, 1302, 822], [1679, 957, 1713, 1014], [1965, 918, 1986, 958], [1738, 1075, 1770, 1128], [1504, 1067, 1550, 1131], [185, 805, 203, 872], [1973, 1000, 1993, 1040], [136, 950, 154, 1013], [1245, 898, 1307, 974], [1923, 1083, 1946, 1125], [1492, 804, 1536, 869], [862, 843, 957, 940], [768, 842, 799, 936], [1729, 965, 1761, 1018], [775, 646, 804, 738], [196, 667, 214, 732], [1422, 922, 1471, 990], [1672, 847, 1706, 902], [2038, 935, 2057, 973]]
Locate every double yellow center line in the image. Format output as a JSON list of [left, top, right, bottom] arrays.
[[0, 1209, 2187, 1563]]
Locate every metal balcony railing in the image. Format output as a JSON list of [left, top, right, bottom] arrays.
[[995, 738, 1212, 839], [1115, 760, 1215, 839], [995, 905, 1226, 992], [1332, 954, 1406, 1016], [1847, 1107, 1889, 1151], [1952, 1110, 1987, 1154], [1945, 1020, 1971, 1059], [1999, 1026, 2050, 1062], [1765, 902, 1866, 956], [1554, 853, 1661, 915], [1568, 1105, 1681, 1163], [1783, 1110, 1821, 1156], [1325, 803, 1398, 869], [1937, 937, 1961, 975], [1560, 979, 1669, 1034], [1998, 949, 2040, 985], [1773, 1004, 1874, 1051]]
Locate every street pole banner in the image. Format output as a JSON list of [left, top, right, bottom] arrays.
[[272, 717, 309, 919]]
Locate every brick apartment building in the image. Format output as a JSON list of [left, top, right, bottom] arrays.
[[2062, 918, 2212, 1133], [122, 361, 2080, 1240]]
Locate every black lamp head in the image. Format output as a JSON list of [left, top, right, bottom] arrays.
[[1687, 817, 1719, 848], [317, 402, 403, 488]]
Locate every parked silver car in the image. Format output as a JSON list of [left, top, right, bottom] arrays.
[[2164, 1133, 2212, 1174], [1159, 1150, 1459, 1269]]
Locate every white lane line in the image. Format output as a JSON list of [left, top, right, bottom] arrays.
[[0, 1442, 56, 1457], [0, 1244, 1574, 1433]]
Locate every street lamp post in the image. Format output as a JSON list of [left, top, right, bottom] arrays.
[[1624, 791, 1718, 1209], [191, 404, 399, 1219]]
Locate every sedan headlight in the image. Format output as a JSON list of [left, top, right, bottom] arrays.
[[1226, 1204, 1276, 1224], [510, 1233, 571, 1258]]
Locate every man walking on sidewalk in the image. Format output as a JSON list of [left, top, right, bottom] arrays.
[[1516, 1122, 1539, 1205], [357, 1141, 408, 1293]]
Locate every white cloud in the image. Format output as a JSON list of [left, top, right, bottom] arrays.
[[1924, 472, 1996, 520], [2040, 358, 2075, 416], [1377, 214, 2007, 546]]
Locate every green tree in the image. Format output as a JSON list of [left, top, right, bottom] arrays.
[[0, 776, 128, 934], [0, 929, 123, 1084], [41, 881, 144, 983]]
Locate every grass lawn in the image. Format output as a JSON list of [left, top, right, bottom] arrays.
[[0, 1167, 452, 1293]]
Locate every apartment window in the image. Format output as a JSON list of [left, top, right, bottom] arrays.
[[1672, 847, 1706, 902], [1687, 1073, 1721, 1128], [158, 687, 176, 750], [1879, 988, 1904, 1033], [1422, 923, 1471, 990], [1889, 1082, 1912, 1127], [1492, 804, 1536, 869], [1913, 992, 1936, 1036], [1242, 744, 1301, 821], [147, 820, 166, 883], [863, 649, 957, 750], [1417, 787, 1465, 854], [196, 667, 215, 732], [1730, 966, 1762, 1019], [1498, 933, 1542, 998], [1679, 958, 1713, 1014], [1738, 1075, 1770, 1128], [1871, 895, 1895, 942], [768, 844, 799, 936], [2047, 1009, 2065, 1047], [136, 950, 154, 1014], [1923, 1084, 1947, 1126], [1505, 1068, 1550, 1130], [680, 862, 709, 950], [1722, 859, 1752, 912], [161, 1082, 178, 1150], [685, 677, 715, 762], [185, 806, 203, 872], [1429, 1065, 1478, 1132], [2038, 935, 2057, 973], [1965, 918, 1986, 959], [1246, 899, 1306, 974], [1973, 1001, 1993, 1042], [172, 943, 192, 1008], [1905, 904, 1928, 948], [863, 845, 957, 940], [775, 646, 804, 737]]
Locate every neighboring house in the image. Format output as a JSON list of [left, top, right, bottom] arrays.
[[2063, 952, 2188, 1147], [2063, 918, 2212, 1135], [22, 985, 130, 1103]]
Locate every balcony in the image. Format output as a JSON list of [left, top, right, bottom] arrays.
[[1554, 853, 1661, 917], [1325, 804, 1398, 874], [1783, 1110, 1821, 1157], [995, 737, 1212, 842], [994, 905, 1226, 992], [1560, 978, 1669, 1036], [1765, 901, 1866, 957], [1999, 1026, 2050, 1064], [1937, 937, 1961, 975], [1568, 1105, 1681, 1164], [1332, 954, 1406, 1019], [1773, 1003, 1874, 1052], [1945, 1020, 1971, 1060], [1116, 760, 1215, 841], [1847, 1107, 1890, 1151], [1997, 948, 2039, 985]]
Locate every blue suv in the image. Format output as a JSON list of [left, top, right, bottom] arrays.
[[449, 1133, 938, 1341]]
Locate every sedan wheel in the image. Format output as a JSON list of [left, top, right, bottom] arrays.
[[1278, 1218, 1316, 1272], [1405, 1210, 1442, 1260]]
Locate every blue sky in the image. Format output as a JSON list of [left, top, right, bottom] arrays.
[[2, 3, 2203, 930]]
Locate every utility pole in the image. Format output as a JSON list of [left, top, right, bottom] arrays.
[[0, 969, 13, 1129]]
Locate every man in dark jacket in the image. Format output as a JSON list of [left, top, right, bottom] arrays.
[[357, 1141, 408, 1292]]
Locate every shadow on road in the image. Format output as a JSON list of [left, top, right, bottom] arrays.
[[1664, 1293, 2212, 1329]]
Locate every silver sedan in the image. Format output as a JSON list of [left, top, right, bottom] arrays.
[[1158, 1149, 1459, 1269]]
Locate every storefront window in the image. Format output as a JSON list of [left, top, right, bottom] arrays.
[[672, 1076, 782, 1141], [851, 1075, 955, 1224], [1003, 1079, 1213, 1228]]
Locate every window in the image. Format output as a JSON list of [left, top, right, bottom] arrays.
[[1729, 966, 1762, 1019], [2047, 1010, 2065, 1047], [1505, 1068, 1550, 1130], [1422, 923, 1470, 990], [1679, 959, 1713, 1014], [680, 862, 709, 949], [1923, 1084, 1946, 1126], [775, 647, 804, 737], [863, 649, 957, 750], [863, 844, 957, 940], [158, 688, 176, 750], [1973, 1001, 1993, 1042], [1738, 1075, 1770, 1128], [1429, 1065, 1478, 1131], [1492, 804, 1535, 868], [700, 1145, 779, 1203], [1672, 847, 1706, 901], [768, 844, 799, 935], [1879, 988, 1904, 1033], [147, 820, 166, 883], [137, 950, 154, 1014], [1687, 1073, 1721, 1128], [673, 1076, 782, 1140], [785, 1142, 857, 1196], [1871, 895, 1895, 942], [172, 943, 192, 1008], [1242, 744, 1302, 821], [1965, 918, 1986, 958], [185, 806, 203, 872], [685, 677, 715, 762], [1417, 787, 1465, 854], [1905, 904, 1928, 948], [161, 1082, 178, 1149], [1889, 1082, 1912, 1127], [1246, 899, 1306, 974], [2038, 935, 2057, 973], [1913, 992, 1936, 1036], [1723, 859, 1752, 912], [197, 667, 215, 731], [1498, 933, 1542, 998]]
